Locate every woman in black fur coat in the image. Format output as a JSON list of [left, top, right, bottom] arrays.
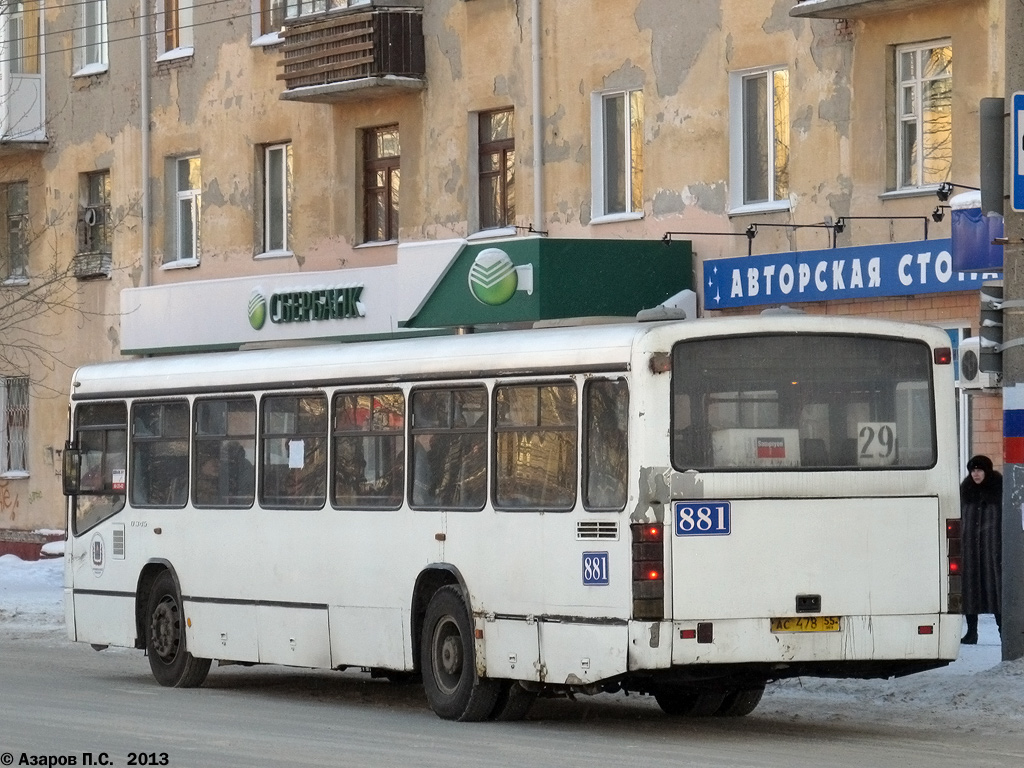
[[960, 455, 1002, 644]]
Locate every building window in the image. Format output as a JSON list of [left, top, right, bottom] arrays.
[[76, 0, 108, 74], [478, 109, 515, 230], [0, 376, 29, 476], [260, 0, 286, 36], [896, 41, 952, 190], [75, 171, 111, 278], [363, 125, 400, 243], [285, 0, 327, 19], [591, 89, 643, 218], [730, 67, 790, 210], [1, 182, 29, 282], [263, 143, 292, 254], [79, 171, 110, 253], [8, 1, 41, 75], [174, 156, 201, 262], [160, 0, 194, 56]]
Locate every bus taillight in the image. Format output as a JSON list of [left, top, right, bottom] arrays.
[[946, 518, 963, 613], [631, 522, 664, 620]]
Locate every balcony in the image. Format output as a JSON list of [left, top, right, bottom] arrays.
[[278, 8, 425, 104], [791, 0, 958, 19], [0, 73, 47, 154]]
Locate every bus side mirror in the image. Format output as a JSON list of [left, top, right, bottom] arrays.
[[62, 442, 82, 496]]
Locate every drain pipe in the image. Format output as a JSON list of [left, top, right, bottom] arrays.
[[532, 0, 543, 234], [140, 6, 152, 286]]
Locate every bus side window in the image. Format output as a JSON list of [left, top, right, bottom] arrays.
[[331, 390, 405, 509], [73, 402, 128, 534], [195, 397, 257, 507], [410, 387, 487, 510], [583, 379, 628, 511], [131, 400, 189, 507], [260, 394, 328, 509], [494, 382, 577, 511]]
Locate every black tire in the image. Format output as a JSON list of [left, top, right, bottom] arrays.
[[488, 681, 537, 721], [420, 585, 501, 721], [654, 686, 728, 717], [715, 685, 765, 717], [145, 571, 211, 688]]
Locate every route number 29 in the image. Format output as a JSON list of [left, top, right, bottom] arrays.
[[857, 422, 897, 466]]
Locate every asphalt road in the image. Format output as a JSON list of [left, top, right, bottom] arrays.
[[1, 630, 1022, 768]]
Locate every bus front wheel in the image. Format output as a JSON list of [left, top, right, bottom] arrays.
[[420, 586, 500, 721], [145, 571, 211, 688]]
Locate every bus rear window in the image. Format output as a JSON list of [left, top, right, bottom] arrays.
[[671, 334, 936, 471]]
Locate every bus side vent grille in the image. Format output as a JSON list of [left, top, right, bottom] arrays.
[[112, 524, 125, 560], [577, 521, 619, 540]]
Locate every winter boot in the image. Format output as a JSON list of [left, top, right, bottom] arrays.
[[962, 614, 979, 645]]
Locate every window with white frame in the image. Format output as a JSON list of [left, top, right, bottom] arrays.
[[263, 143, 292, 254], [591, 89, 644, 218], [896, 41, 952, 190], [8, 1, 41, 75], [1, 182, 29, 282], [159, 0, 194, 57], [0, 376, 29, 476], [259, 0, 286, 37], [729, 66, 790, 211], [76, 0, 108, 75], [173, 156, 201, 263]]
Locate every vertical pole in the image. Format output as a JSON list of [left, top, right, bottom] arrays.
[[532, 0, 543, 233], [141, 2, 152, 286], [1001, 0, 1024, 661]]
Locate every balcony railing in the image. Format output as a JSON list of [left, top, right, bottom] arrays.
[[791, 0, 958, 19], [278, 9, 425, 103]]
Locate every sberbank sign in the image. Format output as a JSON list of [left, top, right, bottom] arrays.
[[248, 286, 365, 330]]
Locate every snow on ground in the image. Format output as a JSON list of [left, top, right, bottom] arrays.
[[0, 553, 65, 634], [2, 553, 1022, 729]]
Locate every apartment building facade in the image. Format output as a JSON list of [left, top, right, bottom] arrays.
[[0, 0, 1007, 538]]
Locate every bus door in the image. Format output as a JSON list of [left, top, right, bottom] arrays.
[[64, 401, 132, 645]]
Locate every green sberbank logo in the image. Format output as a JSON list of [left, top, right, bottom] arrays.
[[468, 248, 520, 305], [248, 290, 267, 330]]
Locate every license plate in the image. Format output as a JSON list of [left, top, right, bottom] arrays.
[[770, 616, 840, 633]]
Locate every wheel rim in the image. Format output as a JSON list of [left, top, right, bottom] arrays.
[[431, 615, 463, 696], [150, 594, 181, 663]]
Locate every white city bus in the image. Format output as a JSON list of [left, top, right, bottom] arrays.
[[62, 313, 962, 721]]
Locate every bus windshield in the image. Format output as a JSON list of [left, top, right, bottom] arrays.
[[671, 333, 936, 471]]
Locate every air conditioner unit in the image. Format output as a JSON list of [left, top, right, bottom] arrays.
[[958, 336, 999, 389]]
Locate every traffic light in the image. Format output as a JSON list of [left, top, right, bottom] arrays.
[[979, 282, 1003, 375]]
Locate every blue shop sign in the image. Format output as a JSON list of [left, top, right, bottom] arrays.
[[704, 239, 998, 310]]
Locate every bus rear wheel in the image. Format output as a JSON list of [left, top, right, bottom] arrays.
[[488, 681, 537, 721], [421, 586, 500, 721], [145, 571, 211, 688], [715, 685, 765, 717], [654, 686, 728, 717]]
